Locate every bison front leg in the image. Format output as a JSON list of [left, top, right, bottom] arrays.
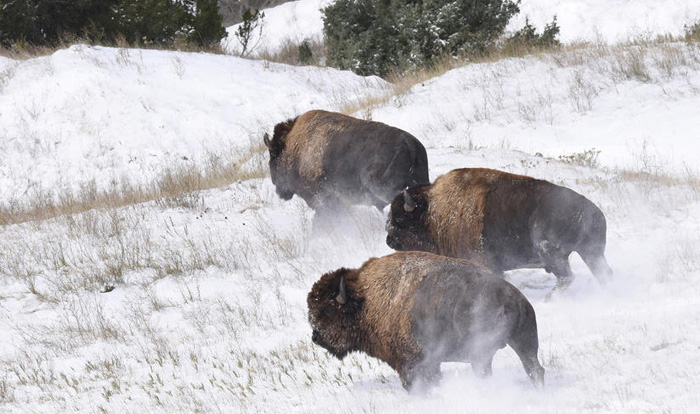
[[471, 355, 494, 378], [398, 361, 442, 392], [536, 240, 575, 297]]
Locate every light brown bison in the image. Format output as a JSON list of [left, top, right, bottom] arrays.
[[386, 168, 613, 294], [307, 251, 545, 390], [263, 110, 429, 211]]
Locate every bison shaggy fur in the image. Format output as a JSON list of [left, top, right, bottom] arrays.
[[386, 168, 613, 294], [264, 110, 429, 211], [307, 251, 545, 390]]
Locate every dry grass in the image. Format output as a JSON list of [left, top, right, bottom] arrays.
[[616, 168, 700, 189], [0, 144, 267, 227], [0, 34, 225, 61]]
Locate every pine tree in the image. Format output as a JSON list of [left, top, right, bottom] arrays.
[[235, 8, 265, 56], [0, 0, 226, 49], [0, 0, 117, 47], [112, 0, 191, 46], [189, 0, 228, 48]]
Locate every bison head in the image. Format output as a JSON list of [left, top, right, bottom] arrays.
[[386, 188, 437, 253], [264, 118, 298, 200], [307, 268, 363, 359]]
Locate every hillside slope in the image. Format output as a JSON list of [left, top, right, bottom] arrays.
[[0, 45, 387, 205], [1, 12, 700, 414]]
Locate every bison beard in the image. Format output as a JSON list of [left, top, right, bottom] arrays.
[[307, 252, 545, 391], [386, 168, 613, 296]]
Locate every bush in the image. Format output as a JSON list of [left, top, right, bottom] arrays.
[[323, 0, 521, 77], [505, 16, 561, 54], [297, 39, 313, 64]]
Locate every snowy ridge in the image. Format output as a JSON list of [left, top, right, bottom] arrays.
[[223, 0, 700, 56]]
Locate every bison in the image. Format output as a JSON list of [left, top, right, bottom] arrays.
[[307, 251, 545, 390], [386, 168, 613, 294], [263, 110, 429, 212]]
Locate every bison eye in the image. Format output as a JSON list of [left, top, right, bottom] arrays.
[[324, 307, 336, 317]]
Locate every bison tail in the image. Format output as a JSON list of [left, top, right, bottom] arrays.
[[409, 142, 430, 186]]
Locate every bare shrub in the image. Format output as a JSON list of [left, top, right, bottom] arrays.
[[559, 148, 601, 169], [611, 46, 651, 82], [58, 295, 123, 344], [568, 69, 599, 112], [258, 37, 326, 66], [0, 63, 18, 93]]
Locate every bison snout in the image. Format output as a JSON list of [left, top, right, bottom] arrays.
[[276, 188, 294, 200], [311, 330, 320, 344], [386, 234, 401, 250]]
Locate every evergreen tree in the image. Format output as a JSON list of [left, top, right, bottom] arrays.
[[111, 0, 191, 45], [235, 8, 264, 56], [0, 0, 227, 49], [323, 0, 522, 77], [189, 0, 228, 48], [0, 1, 40, 47], [0, 0, 118, 47], [297, 39, 313, 64]]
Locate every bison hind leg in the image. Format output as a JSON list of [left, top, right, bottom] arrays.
[[579, 250, 613, 285]]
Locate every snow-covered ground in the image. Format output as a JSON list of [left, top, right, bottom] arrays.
[[2, 2, 700, 413]]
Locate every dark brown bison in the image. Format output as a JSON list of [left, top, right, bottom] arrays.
[[263, 110, 429, 211], [307, 251, 545, 390], [386, 168, 613, 294]]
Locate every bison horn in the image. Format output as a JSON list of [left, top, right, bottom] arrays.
[[403, 189, 416, 212], [336, 276, 348, 304], [263, 133, 271, 148]]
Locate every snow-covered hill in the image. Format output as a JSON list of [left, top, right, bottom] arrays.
[[2, 2, 700, 413], [0, 45, 387, 205]]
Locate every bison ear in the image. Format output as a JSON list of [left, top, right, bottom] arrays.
[[263, 133, 271, 149], [335, 276, 348, 304], [403, 189, 416, 212]]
